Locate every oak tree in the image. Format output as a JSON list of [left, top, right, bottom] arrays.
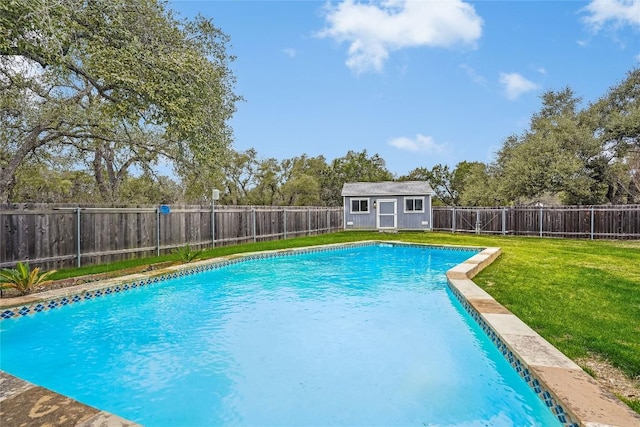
[[0, 0, 240, 202]]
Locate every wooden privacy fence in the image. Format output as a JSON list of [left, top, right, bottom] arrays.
[[0, 204, 343, 269], [432, 205, 640, 239], [2, 203, 638, 269]]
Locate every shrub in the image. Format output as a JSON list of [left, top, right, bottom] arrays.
[[0, 262, 57, 296], [172, 244, 203, 263]]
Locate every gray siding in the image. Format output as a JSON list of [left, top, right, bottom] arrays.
[[343, 196, 376, 229], [343, 195, 432, 230]]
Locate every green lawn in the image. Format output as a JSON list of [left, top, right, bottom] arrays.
[[49, 231, 640, 407]]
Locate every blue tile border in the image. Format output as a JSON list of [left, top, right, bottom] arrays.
[[3, 241, 475, 320], [448, 284, 580, 427]]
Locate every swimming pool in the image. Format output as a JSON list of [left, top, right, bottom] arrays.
[[0, 243, 562, 426]]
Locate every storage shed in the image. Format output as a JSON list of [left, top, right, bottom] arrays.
[[341, 181, 435, 231]]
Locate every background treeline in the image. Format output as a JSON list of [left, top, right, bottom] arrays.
[[1, 1, 638, 207], [5, 68, 639, 207]]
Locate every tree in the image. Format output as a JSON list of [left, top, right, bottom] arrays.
[[457, 163, 500, 206], [218, 148, 259, 205], [322, 150, 393, 206], [401, 161, 487, 206], [250, 157, 282, 205], [590, 68, 640, 155], [492, 88, 606, 205], [403, 164, 456, 205], [587, 68, 640, 203], [488, 71, 640, 206], [279, 154, 327, 206], [400, 166, 430, 182], [0, 0, 240, 202], [118, 173, 184, 204], [452, 161, 486, 199], [628, 151, 640, 201], [11, 164, 97, 203]]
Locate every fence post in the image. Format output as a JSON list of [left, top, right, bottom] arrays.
[[211, 199, 215, 248], [284, 209, 287, 239], [156, 207, 161, 257], [475, 209, 481, 234], [76, 207, 81, 267], [327, 209, 330, 232], [308, 209, 311, 236], [452, 207, 456, 233], [539, 207, 543, 238], [252, 208, 257, 243], [590, 206, 595, 240], [502, 207, 506, 236]]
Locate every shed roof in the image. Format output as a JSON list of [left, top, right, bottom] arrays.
[[341, 181, 434, 197]]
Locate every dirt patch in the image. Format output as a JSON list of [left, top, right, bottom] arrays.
[[577, 355, 639, 401]]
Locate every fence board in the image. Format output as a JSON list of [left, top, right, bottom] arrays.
[[2, 204, 637, 270], [0, 204, 344, 269], [432, 205, 640, 239]]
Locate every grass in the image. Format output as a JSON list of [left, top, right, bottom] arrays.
[[48, 236, 353, 280], [621, 397, 640, 413], [46, 230, 639, 410]]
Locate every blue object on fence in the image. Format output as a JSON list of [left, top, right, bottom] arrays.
[[159, 205, 171, 215]]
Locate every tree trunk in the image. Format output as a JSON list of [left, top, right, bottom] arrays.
[[0, 126, 48, 203], [93, 147, 111, 202]]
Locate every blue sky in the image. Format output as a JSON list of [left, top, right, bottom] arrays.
[[169, 0, 639, 177]]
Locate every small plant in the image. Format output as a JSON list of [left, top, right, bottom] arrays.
[[172, 244, 203, 263], [581, 365, 597, 378], [0, 262, 57, 296]]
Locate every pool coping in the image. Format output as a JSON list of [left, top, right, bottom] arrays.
[[1, 240, 639, 427], [444, 245, 640, 427]]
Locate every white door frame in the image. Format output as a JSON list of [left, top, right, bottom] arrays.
[[376, 199, 397, 229]]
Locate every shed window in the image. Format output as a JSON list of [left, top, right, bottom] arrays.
[[350, 198, 369, 213], [404, 197, 424, 213]]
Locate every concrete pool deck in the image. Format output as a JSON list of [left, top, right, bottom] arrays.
[[0, 371, 140, 427], [1, 241, 639, 427]]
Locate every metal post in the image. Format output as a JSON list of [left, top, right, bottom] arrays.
[[284, 209, 287, 239], [452, 207, 456, 233], [156, 207, 160, 257], [211, 189, 219, 248], [211, 195, 215, 248], [476, 209, 481, 234], [539, 207, 543, 238], [252, 208, 256, 242], [76, 207, 81, 267], [308, 209, 311, 236], [327, 209, 330, 232], [590, 206, 595, 240], [502, 208, 506, 236]]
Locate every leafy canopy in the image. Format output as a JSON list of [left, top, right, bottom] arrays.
[[0, 0, 240, 202]]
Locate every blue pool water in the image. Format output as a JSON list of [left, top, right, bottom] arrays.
[[0, 244, 561, 426]]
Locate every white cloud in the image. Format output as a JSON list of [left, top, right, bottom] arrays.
[[499, 72, 539, 100], [582, 0, 640, 30], [388, 134, 445, 154], [318, 0, 483, 74], [460, 64, 486, 85], [283, 48, 297, 58]]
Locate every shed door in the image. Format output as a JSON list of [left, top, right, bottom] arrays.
[[377, 199, 397, 229]]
